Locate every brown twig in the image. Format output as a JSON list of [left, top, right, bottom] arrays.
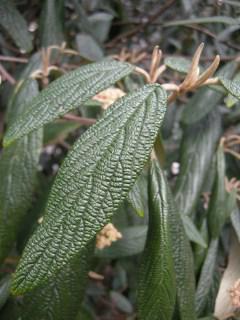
[[182, 24, 240, 51], [0, 63, 16, 85], [0, 55, 28, 63], [63, 114, 96, 126], [105, 0, 176, 48]]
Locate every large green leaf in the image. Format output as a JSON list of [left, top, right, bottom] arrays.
[[174, 109, 221, 217], [40, 0, 65, 47], [195, 239, 219, 317], [22, 242, 94, 320], [0, 80, 42, 263], [181, 62, 237, 124], [137, 161, 176, 320], [12, 84, 167, 294], [208, 146, 237, 239], [3, 60, 134, 146], [0, 0, 33, 52]]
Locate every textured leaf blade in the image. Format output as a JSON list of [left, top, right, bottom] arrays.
[[4, 60, 134, 146], [0, 0, 33, 52], [22, 242, 94, 320], [195, 239, 219, 317], [12, 84, 167, 294], [0, 80, 42, 263], [174, 109, 222, 217], [170, 200, 196, 319], [137, 161, 176, 320], [219, 76, 240, 100]]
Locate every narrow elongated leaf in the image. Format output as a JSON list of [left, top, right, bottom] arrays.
[[219, 77, 240, 100], [22, 242, 94, 320], [164, 16, 238, 27], [0, 80, 42, 263], [96, 226, 147, 258], [137, 161, 176, 320], [0, 0, 33, 52], [0, 276, 11, 310], [182, 62, 237, 124], [128, 170, 148, 218], [12, 84, 167, 294], [4, 60, 134, 146], [194, 218, 209, 275], [195, 239, 219, 317], [208, 146, 237, 239], [170, 201, 196, 319], [174, 109, 221, 217], [182, 215, 206, 248], [40, 0, 65, 47]]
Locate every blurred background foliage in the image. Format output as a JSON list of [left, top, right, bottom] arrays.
[[0, 0, 240, 319]]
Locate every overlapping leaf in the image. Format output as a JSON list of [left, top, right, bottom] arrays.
[[195, 239, 219, 317], [40, 0, 64, 47], [137, 161, 176, 320], [0, 80, 42, 263], [0, 0, 33, 52], [4, 60, 134, 146], [174, 109, 222, 217], [170, 199, 196, 319], [12, 84, 167, 294], [208, 146, 237, 239]]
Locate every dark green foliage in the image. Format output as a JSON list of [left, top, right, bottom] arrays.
[[40, 0, 65, 47], [22, 242, 95, 320], [12, 84, 167, 294], [0, 80, 42, 263], [137, 161, 176, 320], [4, 60, 134, 146], [0, 0, 33, 52], [174, 110, 222, 217], [0, 3, 240, 318]]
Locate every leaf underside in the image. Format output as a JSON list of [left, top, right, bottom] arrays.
[[4, 60, 134, 146], [12, 84, 167, 295]]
